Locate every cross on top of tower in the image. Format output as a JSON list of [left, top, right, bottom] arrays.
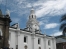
[[30, 7, 35, 15]]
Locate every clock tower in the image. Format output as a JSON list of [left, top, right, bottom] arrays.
[[0, 9, 11, 49], [26, 8, 41, 33]]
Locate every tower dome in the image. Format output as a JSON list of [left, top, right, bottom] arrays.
[[26, 8, 40, 33]]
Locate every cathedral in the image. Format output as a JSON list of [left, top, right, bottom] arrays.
[[0, 8, 56, 49]]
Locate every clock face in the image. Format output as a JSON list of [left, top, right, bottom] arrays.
[[32, 25, 39, 30], [31, 22, 34, 24]]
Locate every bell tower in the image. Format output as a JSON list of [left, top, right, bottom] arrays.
[[26, 8, 40, 33], [0, 9, 11, 49]]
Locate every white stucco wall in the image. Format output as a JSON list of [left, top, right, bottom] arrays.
[[18, 31, 33, 49], [9, 31, 16, 49]]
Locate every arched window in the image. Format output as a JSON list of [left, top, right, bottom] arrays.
[[32, 15, 33, 18], [48, 40, 51, 45], [49, 48, 51, 49], [24, 45, 27, 49], [38, 38, 41, 44], [39, 47, 41, 49], [16, 45, 18, 49], [24, 36, 28, 43], [24, 36, 27, 43]]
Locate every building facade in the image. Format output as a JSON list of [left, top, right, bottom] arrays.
[[9, 8, 56, 49], [56, 27, 66, 49], [0, 9, 11, 49]]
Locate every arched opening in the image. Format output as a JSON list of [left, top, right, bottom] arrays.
[[39, 47, 41, 49], [24, 45, 27, 49]]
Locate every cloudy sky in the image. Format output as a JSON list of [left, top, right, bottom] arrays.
[[0, 0, 66, 36]]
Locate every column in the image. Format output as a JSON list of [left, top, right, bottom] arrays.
[[31, 33, 35, 49], [53, 38, 56, 49], [44, 37, 47, 49]]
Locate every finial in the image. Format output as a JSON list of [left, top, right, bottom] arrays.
[[17, 23, 20, 30], [30, 6, 35, 15], [44, 31, 46, 36], [31, 6, 34, 10], [6, 9, 10, 16], [17, 23, 19, 28]]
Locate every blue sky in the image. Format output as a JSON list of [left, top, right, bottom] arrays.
[[0, 0, 66, 36]]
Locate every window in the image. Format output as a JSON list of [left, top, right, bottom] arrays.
[[39, 47, 41, 49], [38, 38, 40, 44], [16, 45, 18, 49], [24, 36, 26, 42], [24, 36, 27, 43], [48, 40, 50, 45], [24, 45, 27, 49], [49, 48, 51, 49], [32, 15, 33, 18]]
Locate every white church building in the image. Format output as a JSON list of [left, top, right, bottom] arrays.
[[9, 8, 56, 49]]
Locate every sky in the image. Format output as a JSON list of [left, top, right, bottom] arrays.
[[0, 0, 66, 36]]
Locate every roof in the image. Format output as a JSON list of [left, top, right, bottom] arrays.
[[56, 38, 66, 43], [11, 23, 18, 26], [10, 23, 54, 38], [11, 23, 19, 28], [9, 27, 53, 37], [55, 35, 63, 38], [55, 34, 66, 43]]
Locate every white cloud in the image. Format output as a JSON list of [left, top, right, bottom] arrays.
[[44, 23, 59, 29], [35, 0, 66, 18], [1, 0, 66, 18], [51, 31, 62, 36]]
